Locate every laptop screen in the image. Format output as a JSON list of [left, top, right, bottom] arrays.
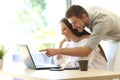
[[17, 44, 60, 69], [17, 45, 36, 69]]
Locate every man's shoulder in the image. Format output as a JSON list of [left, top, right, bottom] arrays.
[[88, 6, 103, 9], [87, 6, 104, 12]]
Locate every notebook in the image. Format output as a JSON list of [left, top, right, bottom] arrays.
[[17, 44, 60, 70]]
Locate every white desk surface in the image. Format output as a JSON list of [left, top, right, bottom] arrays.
[[0, 63, 120, 80]]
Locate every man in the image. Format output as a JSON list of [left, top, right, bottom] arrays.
[[40, 5, 120, 57]]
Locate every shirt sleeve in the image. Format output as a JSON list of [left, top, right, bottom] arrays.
[[85, 16, 112, 49]]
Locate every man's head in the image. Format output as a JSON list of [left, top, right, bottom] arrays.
[[65, 5, 89, 32]]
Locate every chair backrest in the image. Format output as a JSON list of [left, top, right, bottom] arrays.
[[100, 40, 119, 71], [113, 43, 120, 72]]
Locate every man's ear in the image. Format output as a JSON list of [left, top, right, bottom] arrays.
[[82, 14, 87, 19], [82, 14, 88, 22]]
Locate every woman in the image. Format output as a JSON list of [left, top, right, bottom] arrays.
[[54, 18, 107, 70]]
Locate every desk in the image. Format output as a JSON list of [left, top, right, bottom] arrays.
[[0, 63, 120, 80]]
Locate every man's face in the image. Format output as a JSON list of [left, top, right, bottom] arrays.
[[68, 16, 86, 32]]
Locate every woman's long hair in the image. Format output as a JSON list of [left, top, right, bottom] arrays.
[[60, 18, 90, 37]]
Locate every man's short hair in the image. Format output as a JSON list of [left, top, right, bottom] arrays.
[[65, 5, 88, 19]]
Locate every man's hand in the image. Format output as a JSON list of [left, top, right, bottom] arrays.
[[39, 48, 59, 57]]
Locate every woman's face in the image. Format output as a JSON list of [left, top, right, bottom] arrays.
[[60, 22, 73, 41]]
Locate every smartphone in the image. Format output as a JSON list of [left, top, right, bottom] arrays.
[[49, 68, 64, 71]]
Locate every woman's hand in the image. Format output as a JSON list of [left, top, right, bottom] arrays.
[[56, 38, 66, 59], [59, 38, 66, 48]]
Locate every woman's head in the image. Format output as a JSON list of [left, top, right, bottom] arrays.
[[60, 18, 90, 37]]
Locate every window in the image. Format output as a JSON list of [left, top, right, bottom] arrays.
[[2, 0, 68, 68]]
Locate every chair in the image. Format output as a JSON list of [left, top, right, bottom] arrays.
[[100, 40, 120, 71], [113, 42, 120, 72], [100, 41, 120, 80]]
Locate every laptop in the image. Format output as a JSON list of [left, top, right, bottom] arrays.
[[17, 44, 60, 70]]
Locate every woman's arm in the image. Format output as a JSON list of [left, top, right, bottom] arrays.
[[57, 38, 66, 59]]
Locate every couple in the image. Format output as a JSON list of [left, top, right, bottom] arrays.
[[43, 17, 107, 70], [40, 4, 120, 70], [53, 18, 107, 70]]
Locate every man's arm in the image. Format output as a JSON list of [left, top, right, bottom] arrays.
[[41, 46, 92, 57]]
